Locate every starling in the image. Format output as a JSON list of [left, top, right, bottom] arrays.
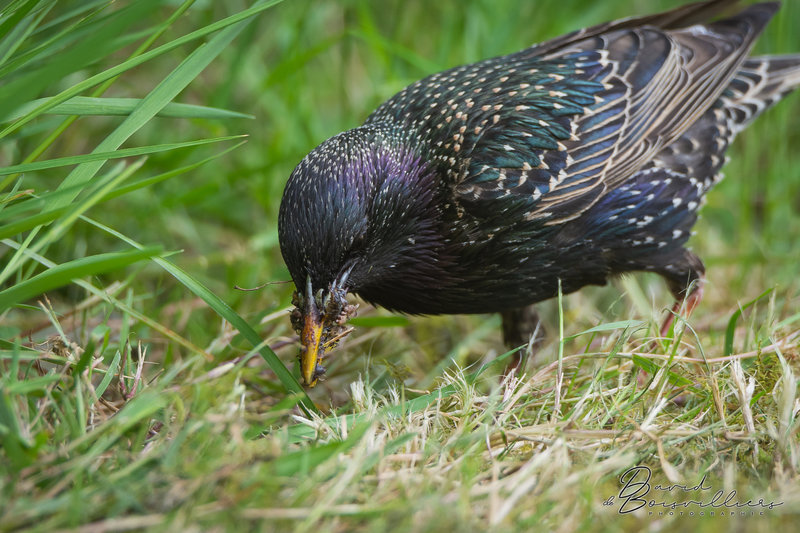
[[278, 0, 800, 387]]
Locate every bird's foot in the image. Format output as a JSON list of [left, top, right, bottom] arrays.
[[639, 278, 705, 392], [500, 305, 545, 377], [658, 279, 705, 340]]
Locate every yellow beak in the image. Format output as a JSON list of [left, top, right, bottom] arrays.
[[300, 309, 324, 387], [296, 274, 355, 387]]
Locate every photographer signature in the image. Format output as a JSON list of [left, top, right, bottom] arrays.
[[604, 466, 783, 514]]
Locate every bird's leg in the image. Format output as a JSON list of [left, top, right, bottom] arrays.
[[659, 280, 705, 339], [658, 249, 706, 341], [638, 250, 706, 402], [500, 304, 544, 375]]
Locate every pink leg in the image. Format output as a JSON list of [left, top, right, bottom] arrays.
[[640, 249, 706, 389], [639, 281, 705, 401], [659, 280, 705, 339]]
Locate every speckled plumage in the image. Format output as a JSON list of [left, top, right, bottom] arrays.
[[278, 1, 800, 384]]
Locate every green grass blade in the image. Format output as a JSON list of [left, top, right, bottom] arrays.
[[5, 374, 62, 395], [0, 0, 198, 193], [30, 159, 144, 253], [0, 158, 145, 286], [30, 0, 109, 36], [106, 140, 247, 201], [154, 258, 316, 412], [0, 0, 284, 141], [0, 135, 246, 176], [3, 97, 253, 122], [723, 288, 774, 356], [94, 350, 122, 401], [0, 0, 37, 42], [0, 387, 33, 468], [0, 247, 161, 313], [0, 141, 246, 224], [0, 206, 68, 240], [77, 216, 317, 415], [0, 0, 51, 67], [47, 1, 275, 210], [0, 0, 160, 124], [565, 320, 645, 340], [0, 12, 157, 81], [3, 239, 216, 362], [275, 422, 372, 476], [284, 345, 524, 443]]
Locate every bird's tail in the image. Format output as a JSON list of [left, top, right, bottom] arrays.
[[725, 53, 800, 132]]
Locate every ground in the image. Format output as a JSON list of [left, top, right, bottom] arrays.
[[1, 1, 799, 531]]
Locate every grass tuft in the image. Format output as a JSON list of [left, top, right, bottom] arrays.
[[1, 1, 799, 531]]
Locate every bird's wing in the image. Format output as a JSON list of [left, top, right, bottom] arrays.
[[446, 3, 778, 226], [524, 0, 740, 57]]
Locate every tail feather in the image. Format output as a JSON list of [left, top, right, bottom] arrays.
[[648, 52, 800, 190], [527, 0, 742, 57], [726, 54, 800, 131]]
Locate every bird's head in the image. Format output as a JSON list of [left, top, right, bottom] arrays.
[[287, 272, 358, 388], [278, 124, 446, 386]]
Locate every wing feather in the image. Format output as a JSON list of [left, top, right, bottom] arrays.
[[365, 3, 779, 226], [461, 3, 779, 224]]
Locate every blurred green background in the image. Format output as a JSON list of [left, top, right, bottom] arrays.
[[2, 0, 799, 389], [2, 1, 799, 530]]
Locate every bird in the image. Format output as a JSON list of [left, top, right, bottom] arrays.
[[277, 0, 800, 387]]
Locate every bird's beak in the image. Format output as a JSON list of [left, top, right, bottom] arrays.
[[294, 270, 357, 387], [300, 278, 324, 387]]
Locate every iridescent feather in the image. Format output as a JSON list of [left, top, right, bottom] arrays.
[[278, 1, 800, 383]]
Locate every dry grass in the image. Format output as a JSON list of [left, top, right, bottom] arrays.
[[2, 1, 800, 531]]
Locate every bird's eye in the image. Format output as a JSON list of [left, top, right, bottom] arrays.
[[350, 233, 367, 252], [290, 307, 303, 334]]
